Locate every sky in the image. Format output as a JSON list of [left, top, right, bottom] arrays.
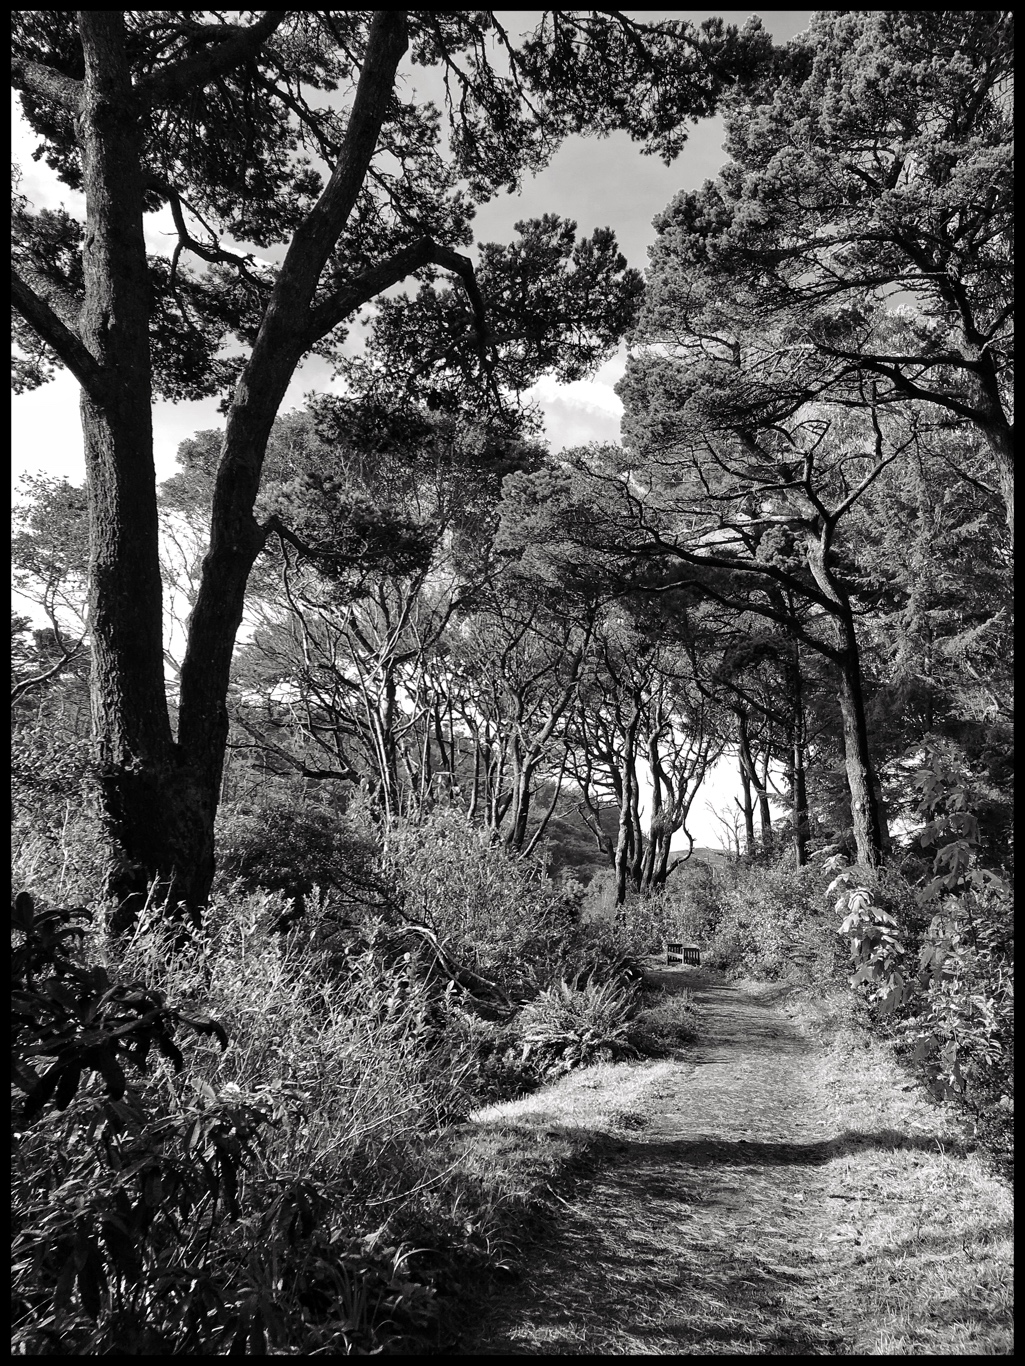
[[11, 11, 813, 849]]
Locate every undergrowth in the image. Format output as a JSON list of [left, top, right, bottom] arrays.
[[11, 805, 694, 1355]]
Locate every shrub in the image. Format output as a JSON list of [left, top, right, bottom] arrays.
[[831, 746, 1013, 1171], [382, 810, 578, 993], [626, 987, 699, 1055], [696, 860, 839, 982], [10, 887, 483, 1355], [11, 726, 108, 905], [214, 792, 386, 916], [514, 976, 640, 1079]]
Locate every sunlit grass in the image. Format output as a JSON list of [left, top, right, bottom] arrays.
[[452, 972, 1012, 1356]]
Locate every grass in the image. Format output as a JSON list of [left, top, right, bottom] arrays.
[[471, 1057, 678, 1131], [447, 969, 1012, 1356], [798, 1017, 1013, 1355]]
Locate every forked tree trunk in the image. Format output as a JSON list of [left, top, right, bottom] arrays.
[[65, 13, 411, 922]]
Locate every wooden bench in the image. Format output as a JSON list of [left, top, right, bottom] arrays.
[[666, 942, 701, 966]]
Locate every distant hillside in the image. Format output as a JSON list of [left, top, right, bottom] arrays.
[[540, 804, 616, 885]]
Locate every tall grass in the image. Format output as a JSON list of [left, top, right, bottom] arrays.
[[13, 803, 690, 1354]]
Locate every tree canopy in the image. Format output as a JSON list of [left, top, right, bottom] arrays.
[[11, 9, 774, 915]]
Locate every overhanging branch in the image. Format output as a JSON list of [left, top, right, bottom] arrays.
[[135, 11, 289, 107], [306, 237, 487, 347], [11, 267, 106, 399], [11, 56, 82, 111]]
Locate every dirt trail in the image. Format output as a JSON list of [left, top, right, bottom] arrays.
[[458, 969, 880, 1355]]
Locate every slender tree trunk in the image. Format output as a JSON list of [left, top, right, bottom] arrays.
[[789, 643, 809, 867], [614, 704, 641, 906], [507, 760, 533, 852], [834, 623, 886, 867], [805, 527, 888, 869], [736, 713, 756, 857], [640, 730, 664, 891], [653, 834, 673, 887], [628, 778, 644, 892], [756, 749, 773, 859], [467, 738, 481, 823]]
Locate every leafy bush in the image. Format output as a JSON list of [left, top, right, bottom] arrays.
[[831, 747, 1013, 1169], [214, 792, 385, 915], [382, 810, 579, 993], [908, 883, 1013, 1103], [580, 875, 686, 958], [626, 987, 699, 1055], [514, 977, 640, 1079], [693, 860, 840, 982], [10, 888, 487, 1355]]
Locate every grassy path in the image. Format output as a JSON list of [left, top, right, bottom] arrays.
[[455, 967, 1012, 1356]]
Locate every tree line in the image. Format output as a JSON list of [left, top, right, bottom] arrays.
[[12, 10, 1013, 921]]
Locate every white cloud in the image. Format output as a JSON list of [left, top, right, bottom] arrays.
[[526, 351, 627, 452]]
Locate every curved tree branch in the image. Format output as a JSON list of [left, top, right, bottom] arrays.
[[11, 56, 82, 111], [11, 267, 106, 399], [135, 11, 289, 108]]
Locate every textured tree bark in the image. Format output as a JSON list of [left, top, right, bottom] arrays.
[[628, 782, 645, 892], [983, 421, 1014, 548], [805, 527, 888, 870], [833, 611, 887, 869], [74, 11, 410, 917], [789, 641, 810, 868], [76, 14, 193, 922], [506, 761, 533, 852]]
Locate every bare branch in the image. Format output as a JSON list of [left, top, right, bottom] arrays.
[[11, 635, 88, 706], [231, 711, 359, 783]]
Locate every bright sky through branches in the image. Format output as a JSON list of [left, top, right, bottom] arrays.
[[11, 11, 813, 849]]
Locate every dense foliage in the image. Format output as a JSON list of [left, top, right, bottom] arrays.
[[11, 7, 1012, 1354]]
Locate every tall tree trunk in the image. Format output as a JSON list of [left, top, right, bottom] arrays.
[[62, 12, 412, 919], [77, 15, 199, 925], [805, 527, 888, 869], [789, 641, 809, 867], [736, 713, 756, 857]]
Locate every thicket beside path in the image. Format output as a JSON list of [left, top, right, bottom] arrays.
[[457, 968, 1012, 1356]]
